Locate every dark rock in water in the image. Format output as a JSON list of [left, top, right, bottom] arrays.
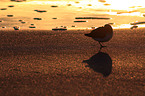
[[75, 17, 110, 20], [64, 26, 67, 28], [10, 0, 26, 2], [130, 25, 138, 29], [29, 25, 36, 28], [130, 21, 145, 25], [2, 26, 6, 28], [91, 27, 97, 29], [19, 20, 23, 22], [52, 18, 57, 19], [18, 20, 26, 24], [74, 20, 88, 22], [21, 21, 26, 24], [33, 18, 42, 20], [71, 25, 76, 27], [52, 28, 67, 31], [60, 26, 67, 28], [8, 5, 14, 7], [1, 8, 7, 10], [13, 26, 20, 30], [34, 10, 47, 13], [51, 5, 58, 7], [7, 15, 13, 17]]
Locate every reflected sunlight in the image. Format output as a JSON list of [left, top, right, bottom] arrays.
[[1, 0, 145, 29], [25, 0, 145, 11], [105, 0, 145, 10]]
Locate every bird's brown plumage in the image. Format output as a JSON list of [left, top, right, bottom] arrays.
[[85, 24, 113, 39], [84, 24, 113, 48]]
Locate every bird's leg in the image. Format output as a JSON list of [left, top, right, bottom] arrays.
[[99, 42, 106, 49]]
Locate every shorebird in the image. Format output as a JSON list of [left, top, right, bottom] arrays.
[[85, 24, 113, 49]]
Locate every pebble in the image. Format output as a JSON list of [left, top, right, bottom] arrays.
[[7, 15, 13, 17]]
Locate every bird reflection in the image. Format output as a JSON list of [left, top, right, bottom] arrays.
[[83, 52, 112, 77]]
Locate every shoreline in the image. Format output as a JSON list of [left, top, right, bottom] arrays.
[[0, 26, 144, 31]]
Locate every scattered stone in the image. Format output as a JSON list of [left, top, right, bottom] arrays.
[[19, 20, 23, 22], [74, 20, 88, 22], [91, 27, 97, 29], [2, 26, 6, 28], [33, 18, 42, 20], [13, 26, 20, 30], [0, 8, 7, 10], [59, 26, 67, 28], [7, 15, 13, 17], [29, 25, 36, 28], [52, 27, 67, 31], [60, 26, 64, 27], [34, 10, 47, 13], [18, 20, 26, 24], [8, 5, 14, 7], [63, 26, 67, 28], [130, 21, 145, 25], [51, 5, 58, 7], [130, 25, 138, 29], [75, 17, 110, 20], [10, 0, 26, 2], [21, 21, 26, 24], [52, 18, 57, 19], [71, 25, 76, 27]]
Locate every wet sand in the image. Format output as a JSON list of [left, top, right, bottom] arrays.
[[0, 29, 144, 96]]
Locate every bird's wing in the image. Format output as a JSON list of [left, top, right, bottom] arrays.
[[89, 27, 106, 38]]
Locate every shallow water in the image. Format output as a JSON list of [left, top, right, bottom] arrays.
[[1, 0, 145, 30]]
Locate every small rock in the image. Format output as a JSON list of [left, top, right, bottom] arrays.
[[7, 15, 13, 17]]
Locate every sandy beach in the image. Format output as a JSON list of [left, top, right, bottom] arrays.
[[0, 28, 144, 96]]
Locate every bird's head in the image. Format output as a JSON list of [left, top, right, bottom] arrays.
[[104, 24, 112, 28], [104, 24, 113, 31]]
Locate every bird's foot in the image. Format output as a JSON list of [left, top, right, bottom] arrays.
[[98, 42, 107, 51], [99, 45, 107, 51], [99, 42, 106, 48]]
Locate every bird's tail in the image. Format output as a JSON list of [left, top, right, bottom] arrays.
[[84, 34, 91, 37]]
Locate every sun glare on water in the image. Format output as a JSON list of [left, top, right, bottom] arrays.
[[104, 0, 145, 10], [1, 0, 145, 29], [26, 0, 145, 10]]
